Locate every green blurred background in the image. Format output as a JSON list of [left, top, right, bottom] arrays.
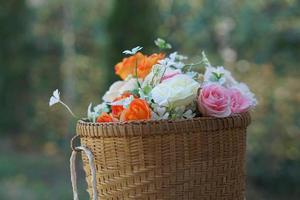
[[1, 0, 300, 199]]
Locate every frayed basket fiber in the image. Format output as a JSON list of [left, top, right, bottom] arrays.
[[75, 112, 251, 200]]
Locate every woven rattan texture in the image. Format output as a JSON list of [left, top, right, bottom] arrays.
[[76, 112, 251, 200]]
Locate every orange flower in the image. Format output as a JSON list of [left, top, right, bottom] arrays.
[[120, 99, 152, 121], [115, 52, 164, 80], [115, 53, 143, 80], [111, 92, 134, 118], [137, 53, 165, 79], [96, 112, 114, 123]]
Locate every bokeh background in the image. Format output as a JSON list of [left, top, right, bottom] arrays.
[[1, 0, 300, 199]]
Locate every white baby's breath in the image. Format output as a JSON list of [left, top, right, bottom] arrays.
[[169, 52, 188, 62], [151, 104, 170, 120], [182, 109, 196, 119], [159, 52, 187, 69], [122, 46, 143, 55]]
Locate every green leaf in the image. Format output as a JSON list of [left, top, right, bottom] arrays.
[[154, 38, 172, 50], [211, 72, 224, 80], [143, 85, 153, 95]]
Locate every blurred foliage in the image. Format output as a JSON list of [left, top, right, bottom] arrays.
[[107, 0, 160, 83], [0, 0, 33, 135], [0, 0, 300, 199]]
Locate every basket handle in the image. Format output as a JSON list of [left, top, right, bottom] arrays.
[[70, 135, 98, 200]]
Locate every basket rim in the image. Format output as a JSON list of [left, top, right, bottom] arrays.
[[78, 112, 250, 126], [76, 112, 251, 137]]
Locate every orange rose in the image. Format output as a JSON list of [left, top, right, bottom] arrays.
[[137, 53, 165, 79], [115, 52, 164, 80], [120, 99, 152, 121], [111, 92, 134, 118], [115, 53, 143, 80], [96, 112, 115, 123]]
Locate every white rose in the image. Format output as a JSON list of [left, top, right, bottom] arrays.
[[103, 78, 139, 102], [150, 74, 200, 107], [102, 81, 123, 102], [119, 78, 139, 94]]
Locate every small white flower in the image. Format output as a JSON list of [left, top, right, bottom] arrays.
[[172, 106, 186, 119], [49, 89, 76, 117], [169, 52, 187, 62], [158, 52, 187, 69], [122, 46, 143, 55], [49, 89, 60, 106], [152, 111, 170, 120], [151, 104, 170, 120], [182, 109, 196, 119], [203, 66, 237, 87]]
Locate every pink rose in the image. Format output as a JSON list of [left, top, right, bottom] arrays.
[[229, 88, 252, 113], [198, 84, 231, 118]]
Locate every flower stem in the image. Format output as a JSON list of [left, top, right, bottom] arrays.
[[183, 61, 204, 68], [159, 67, 167, 83], [59, 100, 77, 118], [135, 59, 142, 88]]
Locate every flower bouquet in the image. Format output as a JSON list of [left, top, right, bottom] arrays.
[[50, 38, 256, 200]]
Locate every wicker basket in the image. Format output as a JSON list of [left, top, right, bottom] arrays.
[[75, 112, 251, 200]]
